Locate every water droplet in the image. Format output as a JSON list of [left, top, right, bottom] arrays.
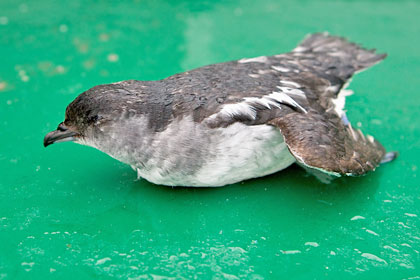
[[0, 16, 8, 25], [59, 24, 68, 33], [107, 53, 119, 62], [281, 250, 301, 255], [361, 253, 387, 264], [305, 242, 319, 247], [95, 257, 111, 265], [350, 215, 365, 221]]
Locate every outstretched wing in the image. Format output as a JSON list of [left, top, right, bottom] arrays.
[[267, 34, 392, 176], [268, 112, 386, 176], [203, 33, 393, 176]]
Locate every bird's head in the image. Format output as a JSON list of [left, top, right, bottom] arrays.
[[43, 85, 118, 148]]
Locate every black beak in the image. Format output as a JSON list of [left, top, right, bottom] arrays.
[[43, 124, 78, 147]]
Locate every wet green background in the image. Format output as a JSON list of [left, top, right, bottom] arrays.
[[0, 0, 419, 279]]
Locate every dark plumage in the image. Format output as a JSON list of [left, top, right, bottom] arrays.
[[44, 33, 397, 186]]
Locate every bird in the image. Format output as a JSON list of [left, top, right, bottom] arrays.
[[44, 33, 397, 187]]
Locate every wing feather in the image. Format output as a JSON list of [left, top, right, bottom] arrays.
[[268, 112, 387, 176]]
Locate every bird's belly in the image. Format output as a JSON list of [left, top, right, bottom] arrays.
[[137, 122, 296, 187], [189, 123, 295, 186]]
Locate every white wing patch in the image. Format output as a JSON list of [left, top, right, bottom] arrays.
[[268, 91, 307, 113], [221, 102, 257, 119], [331, 87, 353, 118], [243, 96, 277, 109], [210, 87, 307, 121], [276, 86, 306, 98]]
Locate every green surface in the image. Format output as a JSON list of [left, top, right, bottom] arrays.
[[0, 0, 419, 279]]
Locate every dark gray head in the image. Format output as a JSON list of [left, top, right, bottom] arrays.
[[43, 84, 125, 147]]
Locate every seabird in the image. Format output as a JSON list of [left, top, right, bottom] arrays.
[[44, 33, 397, 187]]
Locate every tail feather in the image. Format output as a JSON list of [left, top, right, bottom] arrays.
[[294, 32, 387, 72]]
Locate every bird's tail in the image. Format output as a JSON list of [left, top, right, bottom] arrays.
[[293, 32, 387, 73]]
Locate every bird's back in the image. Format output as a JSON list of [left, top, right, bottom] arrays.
[[108, 33, 385, 132]]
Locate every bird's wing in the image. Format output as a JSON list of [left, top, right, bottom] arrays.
[[203, 68, 389, 176], [179, 33, 385, 123], [270, 33, 393, 176], [268, 112, 386, 176], [204, 33, 392, 176]]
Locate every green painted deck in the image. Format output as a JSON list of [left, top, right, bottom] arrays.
[[0, 0, 419, 279]]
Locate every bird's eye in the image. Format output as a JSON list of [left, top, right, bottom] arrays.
[[88, 115, 99, 124]]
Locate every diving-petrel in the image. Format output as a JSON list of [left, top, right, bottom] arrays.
[[44, 33, 397, 187]]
